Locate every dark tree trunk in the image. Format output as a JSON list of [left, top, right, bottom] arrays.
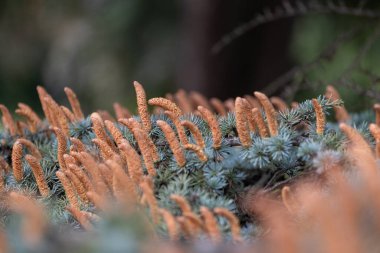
[[178, 0, 294, 100]]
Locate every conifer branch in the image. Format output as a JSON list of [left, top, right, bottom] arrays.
[[369, 123, 380, 158], [214, 207, 242, 242], [119, 118, 159, 162], [91, 112, 116, 151], [156, 120, 186, 167], [224, 99, 235, 112], [44, 97, 70, 135], [252, 108, 269, 138], [148, 97, 183, 117], [109, 160, 137, 204], [175, 89, 193, 114], [197, 106, 222, 149], [281, 186, 294, 213], [140, 177, 159, 224], [0, 168, 5, 191], [159, 208, 179, 240], [113, 102, 131, 119], [70, 137, 87, 153], [104, 120, 125, 147], [15, 103, 41, 133], [270, 97, 288, 112], [183, 212, 204, 234], [170, 194, 192, 214], [312, 98, 326, 135], [68, 163, 93, 193], [60, 106, 76, 122], [340, 123, 377, 175], [235, 97, 252, 147], [134, 129, 157, 176], [86, 191, 107, 211], [200, 206, 221, 243], [56, 170, 79, 210], [0, 104, 17, 136], [241, 98, 256, 133], [0, 156, 11, 174], [184, 143, 208, 162], [64, 169, 88, 203], [181, 120, 205, 148], [374, 104, 380, 127], [63, 154, 77, 167], [244, 95, 261, 109], [119, 141, 144, 185], [66, 206, 93, 231], [210, 98, 227, 116], [36, 86, 54, 125], [53, 127, 68, 171], [325, 85, 350, 122], [25, 155, 49, 197], [134, 81, 152, 132], [254, 92, 278, 137], [165, 110, 189, 145], [77, 152, 109, 195], [190, 91, 212, 111], [17, 138, 42, 161], [176, 216, 193, 239], [11, 141, 24, 182], [98, 163, 113, 191], [92, 138, 118, 160], [64, 87, 84, 120]]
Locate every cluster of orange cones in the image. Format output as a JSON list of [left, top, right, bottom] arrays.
[[0, 82, 380, 252]]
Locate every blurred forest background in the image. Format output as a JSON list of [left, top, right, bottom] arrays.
[[0, 0, 380, 114]]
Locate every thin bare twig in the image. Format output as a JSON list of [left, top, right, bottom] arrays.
[[334, 22, 380, 100], [261, 26, 361, 96], [212, 0, 380, 54]]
